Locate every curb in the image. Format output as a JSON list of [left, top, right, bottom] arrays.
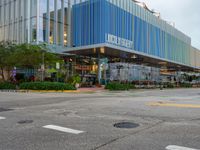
[[0, 89, 95, 93], [19, 90, 79, 93]]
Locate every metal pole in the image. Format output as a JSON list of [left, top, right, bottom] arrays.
[[57, 70, 59, 82], [41, 51, 45, 81], [98, 53, 101, 84], [67, 0, 72, 47]]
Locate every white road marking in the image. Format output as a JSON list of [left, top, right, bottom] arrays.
[[166, 145, 199, 150], [43, 125, 84, 134], [0, 116, 6, 120]]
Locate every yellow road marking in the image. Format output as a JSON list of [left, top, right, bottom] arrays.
[[148, 102, 200, 108]]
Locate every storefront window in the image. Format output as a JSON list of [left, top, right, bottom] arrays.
[[64, 1, 69, 46], [38, 17, 47, 42], [49, 0, 55, 44], [31, 0, 37, 17], [57, 0, 62, 45], [39, 0, 47, 42], [31, 17, 37, 42], [39, 0, 47, 17]]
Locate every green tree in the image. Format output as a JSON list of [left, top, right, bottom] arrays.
[[0, 41, 15, 81], [11, 43, 63, 81], [11, 43, 61, 68], [1, 42, 62, 81]]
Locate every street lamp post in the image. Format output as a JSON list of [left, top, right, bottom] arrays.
[[41, 51, 45, 82]]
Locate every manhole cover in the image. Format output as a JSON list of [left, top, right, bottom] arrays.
[[18, 120, 33, 124], [114, 122, 139, 129], [0, 107, 13, 112]]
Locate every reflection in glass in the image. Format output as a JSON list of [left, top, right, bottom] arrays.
[[38, 0, 47, 42], [31, 18, 37, 42], [38, 17, 47, 42], [0, 0, 70, 46], [49, 0, 54, 44], [57, 0, 62, 45], [31, 0, 37, 17], [64, 1, 68, 46], [39, 0, 47, 17]]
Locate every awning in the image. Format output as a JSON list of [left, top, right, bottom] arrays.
[[63, 43, 200, 72]]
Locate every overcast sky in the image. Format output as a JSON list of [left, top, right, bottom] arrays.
[[141, 0, 200, 50]]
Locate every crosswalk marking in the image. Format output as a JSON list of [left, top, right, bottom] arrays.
[[0, 116, 6, 120], [166, 145, 199, 150], [43, 125, 84, 134]]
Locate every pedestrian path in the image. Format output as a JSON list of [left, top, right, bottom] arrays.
[[77, 87, 105, 93]]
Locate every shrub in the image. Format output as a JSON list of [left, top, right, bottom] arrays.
[[19, 82, 76, 90], [67, 75, 81, 86], [0, 82, 16, 90], [179, 83, 192, 88], [163, 82, 175, 88], [105, 82, 135, 91]]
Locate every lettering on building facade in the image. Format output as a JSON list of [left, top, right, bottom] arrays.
[[105, 33, 133, 49]]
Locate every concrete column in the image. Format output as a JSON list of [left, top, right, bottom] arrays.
[[61, 0, 64, 46], [26, 0, 31, 43], [67, 0, 71, 47], [46, 0, 50, 43], [36, 0, 40, 44], [53, 0, 57, 44], [98, 52, 101, 84]]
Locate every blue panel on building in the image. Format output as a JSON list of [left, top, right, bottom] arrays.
[[72, 0, 191, 65]]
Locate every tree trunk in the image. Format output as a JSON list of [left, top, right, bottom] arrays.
[[0, 67, 5, 81]]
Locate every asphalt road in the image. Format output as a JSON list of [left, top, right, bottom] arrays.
[[0, 89, 200, 150]]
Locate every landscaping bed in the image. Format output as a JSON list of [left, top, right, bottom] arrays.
[[0, 82, 16, 90], [105, 82, 135, 91], [19, 82, 76, 91]]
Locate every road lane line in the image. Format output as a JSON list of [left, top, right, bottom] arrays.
[[148, 102, 200, 108], [166, 145, 199, 150], [43, 125, 84, 134], [0, 116, 6, 120]]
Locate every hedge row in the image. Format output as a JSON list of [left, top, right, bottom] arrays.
[[0, 82, 16, 89], [0, 81, 194, 91], [105, 82, 135, 91], [19, 82, 76, 90], [162, 82, 193, 88], [163, 82, 175, 88], [179, 83, 192, 88]]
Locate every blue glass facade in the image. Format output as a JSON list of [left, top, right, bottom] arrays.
[[72, 0, 199, 68], [0, 0, 200, 69]]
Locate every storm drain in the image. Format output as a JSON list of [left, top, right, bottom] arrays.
[[0, 107, 13, 112], [18, 120, 33, 124], [114, 122, 139, 129]]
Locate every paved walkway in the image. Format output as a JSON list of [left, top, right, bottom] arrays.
[[78, 87, 105, 92]]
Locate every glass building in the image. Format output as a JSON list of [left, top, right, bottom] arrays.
[[69, 0, 200, 70], [0, 0, 200, 71], [0, 0, 72, 46]]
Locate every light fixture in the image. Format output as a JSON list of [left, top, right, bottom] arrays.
[[100, 47, 105, 54], [64, 33, 67, 37], [93, 48, 96, 53], [131, 54, 137, 59], [158, 62, 167, 65]]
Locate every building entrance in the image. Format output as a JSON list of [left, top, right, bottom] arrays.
[[64, 56, 99, 87]]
